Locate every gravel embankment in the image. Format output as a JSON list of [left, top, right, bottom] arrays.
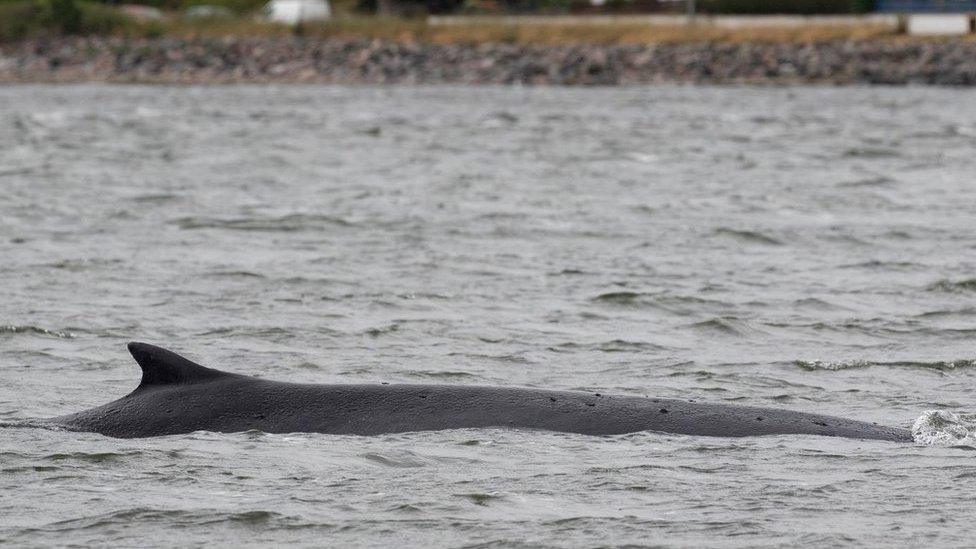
[[3, 37, 976, 85]]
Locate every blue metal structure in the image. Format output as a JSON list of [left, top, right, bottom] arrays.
[[875, 0, 976, 11]]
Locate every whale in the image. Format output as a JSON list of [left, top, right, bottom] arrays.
[[49, 342, 913, 442]]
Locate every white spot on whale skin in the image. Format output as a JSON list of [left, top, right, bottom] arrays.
[[912, 410, 976, 446]]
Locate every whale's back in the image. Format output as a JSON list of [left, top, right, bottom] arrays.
[[51, 343, 913, 442]]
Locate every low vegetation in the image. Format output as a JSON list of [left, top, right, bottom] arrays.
[[0, 0, 911, 45], [0, 0, 129, 40], [699, 0, 874, 15]]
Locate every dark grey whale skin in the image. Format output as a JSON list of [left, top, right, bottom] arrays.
[[51, 343, 913, 442]]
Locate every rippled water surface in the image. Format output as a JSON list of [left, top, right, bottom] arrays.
[[2, 85, 976, 547]]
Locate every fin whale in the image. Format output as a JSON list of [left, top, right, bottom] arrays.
[[50, 342, 912, 442]]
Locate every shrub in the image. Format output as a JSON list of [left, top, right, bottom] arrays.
[[180, 0, 266, 15], [0, 2, 41, 41], [0, 0, 129, 41], [51, 0, 83, 32], [698, 0, 875, 14], [79, 1, 130, 32]]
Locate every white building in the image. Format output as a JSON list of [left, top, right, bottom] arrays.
[[261, 0, 332, 24]]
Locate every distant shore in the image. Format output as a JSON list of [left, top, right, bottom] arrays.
[[4, 36, 976, 85]]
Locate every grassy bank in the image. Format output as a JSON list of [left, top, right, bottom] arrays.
[[162, 18, 900, 43], [0, 0, 941, 45]]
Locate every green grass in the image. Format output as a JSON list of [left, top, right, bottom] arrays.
[[0, 0, 130, 41]]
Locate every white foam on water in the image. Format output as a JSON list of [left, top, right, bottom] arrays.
[[911, 410, 976, 446], [796, 359, 872, 371]]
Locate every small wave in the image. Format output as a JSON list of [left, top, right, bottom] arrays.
[[549, 340, 666, 353], [362, 323, 400, 337], [173, 214, 353, 232], [883, 230, 914, 240], [915, 307, 976, 319], [591, 291, 646, 305], [204, 270, 265, 279], [220, 510, 282, 525], [928, 279, 976, 293], [822, 232, 872, 246], [836, 176, 897, 188], [195, 326, 299, 339], [0, 419, 56, 430], [22, 508, 294, 533], [791, 298, 848, 311], [45, 259, 123, 272], [712, 228, 783, 246], [838, 260, 920, 270], [912, 410, 976, 446], [686, 318, 760, 337], [597, 339, 667, 353], [0, 325, 75, 339], [590, 291, 729, 316], [405, 370, 479, 380], [549, 268, 590, 276], [360, 451, 428, 468], [446, 352, 533, 365], [783, 318, 896, 337], [3, 465, 59, 473], [132, 193, 180, 203], [396, 292, 454, 300], [796, 359, 976, 371], [0, 167, 34, 178], [486, 111, 518, 124], [43, 451, 143, 463], [456, 492, 503, 506], [842, 147, 901, 158]]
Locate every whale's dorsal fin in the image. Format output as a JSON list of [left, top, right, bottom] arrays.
[[128, 342, 231, 389]]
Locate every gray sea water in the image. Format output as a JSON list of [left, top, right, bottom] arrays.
[[2, 84, 976, 547]]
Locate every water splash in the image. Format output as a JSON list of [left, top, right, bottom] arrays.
[[0, 325, 75, 339], [796, 359, 976, 371], [795, 359, 872, 371], [911, 410, 976, 446]]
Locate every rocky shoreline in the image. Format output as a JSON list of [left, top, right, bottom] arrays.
[[3, 36, 976, 85]]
